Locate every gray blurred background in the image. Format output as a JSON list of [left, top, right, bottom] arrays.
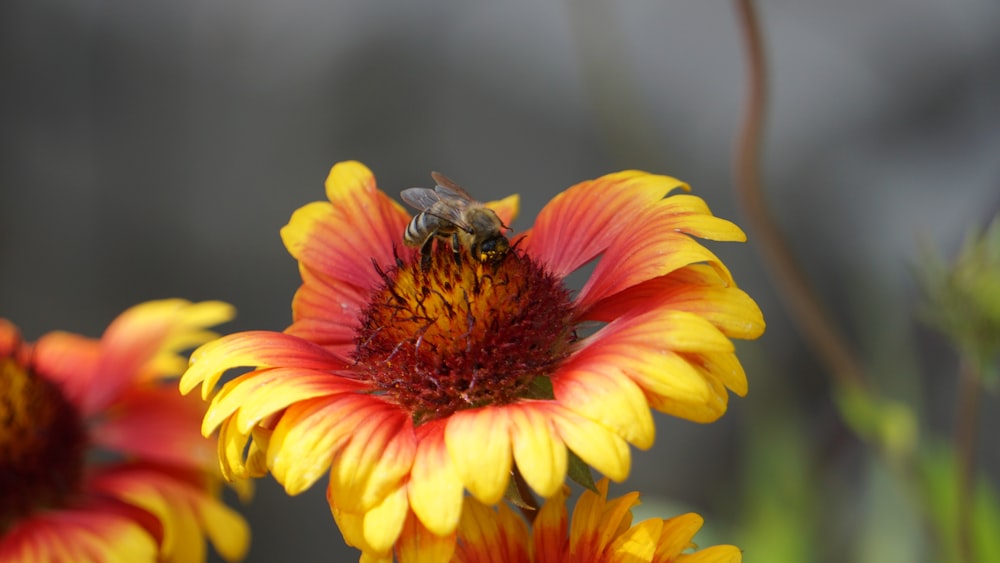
[[3, 1, 999, 561]]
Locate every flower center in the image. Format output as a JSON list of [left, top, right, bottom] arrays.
[[353, 247, 576, 424], [0, 357, 88, 529]]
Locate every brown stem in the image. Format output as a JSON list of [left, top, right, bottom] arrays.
[[954, 359, 981, 562], [732, 0, 867, 392]]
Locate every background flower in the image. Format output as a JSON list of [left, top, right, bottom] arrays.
[[454, 479, 742, 563], [0, 300, 249, 563]]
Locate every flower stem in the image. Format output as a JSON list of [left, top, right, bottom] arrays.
[[732, 0, 867, 393], [954, 359, 981, 562]]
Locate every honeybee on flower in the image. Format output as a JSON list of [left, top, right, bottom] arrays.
[[401, 171, 511, 268]]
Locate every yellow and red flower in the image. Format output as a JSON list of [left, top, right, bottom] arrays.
[[180, 161, 764, 560], [0, 300, 249, 562], [453, 478, 742, 563]]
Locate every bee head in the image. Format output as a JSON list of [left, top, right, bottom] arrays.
[[476, 236, 510, 263]]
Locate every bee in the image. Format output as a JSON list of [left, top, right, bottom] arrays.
[[401, 172, 511, 269]]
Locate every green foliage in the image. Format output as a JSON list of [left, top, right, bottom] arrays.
[[524, 375, 555, 400], [836, 386, 918, 463], [856, 457, 924, 563], [917, 217, 1000, 388], [566, 449, 598, 492], [919, 441, 1000, 563], [737, 401, 813, 562]]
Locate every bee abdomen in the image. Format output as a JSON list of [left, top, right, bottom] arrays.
[[404, 213, 446, 248]]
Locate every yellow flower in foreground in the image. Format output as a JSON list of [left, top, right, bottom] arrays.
[[0, 300, 248, 562], [180, 161, 764, 560], [453, 479, 741, 563]]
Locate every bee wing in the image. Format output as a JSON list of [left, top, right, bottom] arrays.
[[401, 187, 472, 231], [400, 187, 443, 212], [430, 171, 475, 202]]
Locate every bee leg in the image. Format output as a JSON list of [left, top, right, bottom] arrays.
[[451, 233, 463, 267], [419, 239, 433, 271]]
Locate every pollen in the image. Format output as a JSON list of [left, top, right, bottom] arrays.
[[354, 246, 576, 423], [1, 357, 88, 526]]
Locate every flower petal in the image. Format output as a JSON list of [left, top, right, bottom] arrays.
[[569, 479, 642, 558], [281, 161, 411, 291], [91, 388, 217, 471], [89, 471, 172, 561], [331, 484, 409, 557], [180, 331, 347, 400], [0, 504, 160, 563], [445, 407, 513, 505], [687, 350, 748, 397], [454, 499, 531, 563], [0, 318, 22, 357], [409, 421, 464, 537], [583, 265, 765, 341], [646, 374, 729, 424], [215, 416, 272, 482], [675, 545, 743, 563], [328, 402, 416, 512], [574, 207, 737, 315], [596, 489, 641, 553], [566, 309, 734, 412], [608, 519, 662, 562], [191, 490, 251, 563], [652, 513, 703, 559], [651, 194, 746, 242], [552, 365, 655, 450], [545, 404, 631, 482], [204, 367, 367, 434], [518, 171, 690, 278], [287, 263, 368, 354], [85, 300, 233, 415], [274, 395, 412, 501], [484, 194, 520, 230], [97, 467, 250, 563], [508, 404, 568, 498], [567, 478, 609, 556], [267, 396, 358, 495], [533, 485, 570, 562], [30, 331, 100, 408], [395, 509, 457, 563]]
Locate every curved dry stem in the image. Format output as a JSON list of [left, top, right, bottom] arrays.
[[732, 0, 867, 392]]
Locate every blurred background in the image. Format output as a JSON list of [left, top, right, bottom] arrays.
[[2, 0, 999, 561]]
